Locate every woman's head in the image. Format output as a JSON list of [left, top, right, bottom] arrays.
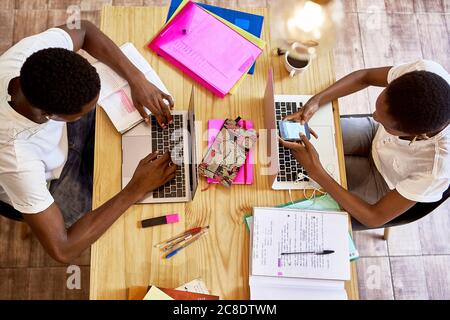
[[373, 70, 450, 136]]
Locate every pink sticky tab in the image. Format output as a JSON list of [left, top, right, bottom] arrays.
[[165, 214, 180, 224], [118, 89, 136, 113], [239, 56, 254, 73]]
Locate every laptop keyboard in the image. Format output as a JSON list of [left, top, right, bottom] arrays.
[[150, 115, 186, 199], [275, 101, 309, 183]]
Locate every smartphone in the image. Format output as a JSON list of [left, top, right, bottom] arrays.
[[279, 121, 311, 141]]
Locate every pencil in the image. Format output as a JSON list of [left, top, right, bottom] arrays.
[[164, 229, 209, 259], [154, 227, 203, 248]]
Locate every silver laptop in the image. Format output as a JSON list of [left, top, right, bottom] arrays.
[[121, 88, 198, 203], [264, 67, 341, 190]]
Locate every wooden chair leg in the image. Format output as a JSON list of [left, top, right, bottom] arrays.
[[383, 227, 391, 241]]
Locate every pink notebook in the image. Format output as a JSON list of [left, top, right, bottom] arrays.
[[148, 1, 262, 97], [207, 119, 254, 185]]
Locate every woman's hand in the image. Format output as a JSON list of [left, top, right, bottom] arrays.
[[284, 96, 320, 124], [279, 133, 324, 179], [129, 73, 174, 128]]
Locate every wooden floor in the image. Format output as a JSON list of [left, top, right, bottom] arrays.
[[0, 0, 449, 300]]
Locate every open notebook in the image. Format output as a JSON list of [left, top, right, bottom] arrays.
[[93, 43, 171, 133], [249, 207, 350, 300]]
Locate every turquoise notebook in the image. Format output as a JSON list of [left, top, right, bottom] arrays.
[[245, 194, 359, 261]]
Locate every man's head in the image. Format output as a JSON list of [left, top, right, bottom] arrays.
[[373, 70, 450, 136], [20, 48, 100, 122]]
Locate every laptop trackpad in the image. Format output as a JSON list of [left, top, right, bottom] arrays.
[[122, 135, 152, 178], [310, 126, 336, 160]]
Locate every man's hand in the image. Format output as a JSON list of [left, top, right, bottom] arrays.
[[284, 96, 320, 124], [279, 133, 324, 178], [126, 151, 177, 201], [129, 73, 174, 128]]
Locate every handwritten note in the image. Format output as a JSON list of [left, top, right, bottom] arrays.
[[251, 207, 350, 280], [176, 278, 210, 294]]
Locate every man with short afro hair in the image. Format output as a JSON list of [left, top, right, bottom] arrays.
[[0, 21, 176, 263], [20, 48, 101, 116]]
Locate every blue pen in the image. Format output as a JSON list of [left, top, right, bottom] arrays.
[[164, 229, 208, 259]]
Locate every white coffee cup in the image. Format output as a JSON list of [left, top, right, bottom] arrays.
[[284, 42, 311, 77]]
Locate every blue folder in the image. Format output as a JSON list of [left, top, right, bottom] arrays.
[[166, 0, 264, 74]]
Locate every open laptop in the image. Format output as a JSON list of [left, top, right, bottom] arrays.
[[264, 67, 341, 190], [121, 88, 198, 203]]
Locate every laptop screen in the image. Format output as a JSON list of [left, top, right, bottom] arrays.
[[187, 88, 198, 199]]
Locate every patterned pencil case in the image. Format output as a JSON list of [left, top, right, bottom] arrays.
[[198, 117, 258, 187]]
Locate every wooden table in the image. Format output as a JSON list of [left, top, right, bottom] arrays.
[[90, 5, 359, 300]]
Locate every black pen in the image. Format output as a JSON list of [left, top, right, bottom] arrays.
[[281, 250, 335, 256]]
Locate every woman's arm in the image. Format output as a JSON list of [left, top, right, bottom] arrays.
[[280, 135, 417, 228], [286, 67, 392, 124]]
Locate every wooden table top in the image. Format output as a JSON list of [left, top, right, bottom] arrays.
[[90, 5, 359, 300]]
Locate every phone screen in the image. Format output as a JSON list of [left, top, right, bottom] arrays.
[[279, 121, 310, 141]]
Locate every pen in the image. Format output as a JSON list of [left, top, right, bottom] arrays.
[[162, 233, 193, 252], [154, 227, 202, 248], [164, 229, 209, 259], [167, 228, 209, 253], [281, 250, 335, 256]]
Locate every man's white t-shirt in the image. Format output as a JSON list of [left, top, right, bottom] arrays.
[[0, 28, 73, 213], [372, 60, 450, 203]]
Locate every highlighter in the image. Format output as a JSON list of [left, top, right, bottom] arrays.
[[141, 214, 180, 228]]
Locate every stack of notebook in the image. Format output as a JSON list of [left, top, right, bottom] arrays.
[[148, 0, 265, 98], [128, 278, 219, 300], [166, 0, 264, 75]]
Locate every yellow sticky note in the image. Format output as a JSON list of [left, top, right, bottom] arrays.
[[143, 286, 174, 300]]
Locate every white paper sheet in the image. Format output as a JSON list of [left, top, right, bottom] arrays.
[[251, 207, 350, 281], [93, 43, 171, 133], [176, 278, 210, 295]]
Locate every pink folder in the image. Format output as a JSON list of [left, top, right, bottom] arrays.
[[148, 1, 262, 97], [207, 119, 254, 185]]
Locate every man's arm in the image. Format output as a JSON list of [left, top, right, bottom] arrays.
[[22, 152, 176, 264], [57, 20, 173, 127]]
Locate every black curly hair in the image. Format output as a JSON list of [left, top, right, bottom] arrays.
[[385, 70, 450, 134], [20, 48, 100, 115]]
